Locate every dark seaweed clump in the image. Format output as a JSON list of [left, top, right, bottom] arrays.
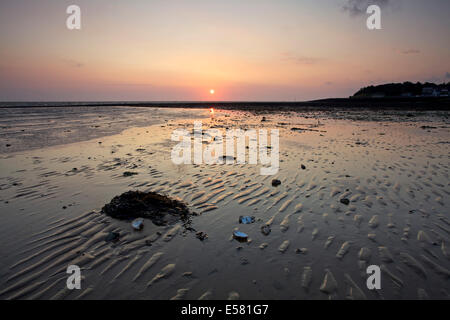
[[101, 191, 192, 226]]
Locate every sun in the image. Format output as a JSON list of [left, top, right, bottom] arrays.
[[210, 89, 215, 95]]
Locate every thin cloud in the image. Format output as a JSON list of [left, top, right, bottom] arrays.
[[342, 0, 391, 17], [281, 52, 324, 65], [402, 49, 420, 55], [62, 59, 84, 68]]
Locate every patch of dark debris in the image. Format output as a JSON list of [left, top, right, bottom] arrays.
[[101, 190, 195, 226]]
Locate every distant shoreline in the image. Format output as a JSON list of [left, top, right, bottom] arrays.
[[0, 97, 449, 110]]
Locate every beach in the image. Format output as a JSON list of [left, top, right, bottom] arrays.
[[0, 106, 449, 300]]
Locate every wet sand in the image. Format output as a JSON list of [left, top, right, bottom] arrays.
[[0, 108, 449, 300]]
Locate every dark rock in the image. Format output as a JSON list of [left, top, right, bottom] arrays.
[[233, 230, 248, 242], [6, 144, 11, 147], [123, 171, 138, 177], [340, 198, 350, 205], [132, 218, 144, 230], [239, 216, 255, 224], [221, 155, 236, 161], [301, 164, 306, 170], [272, 179, 281, 187], [105, 232, 120, 243], [101, 190, 192, 226], [261, 225, 271, 236], [196, 231, 208, 241]]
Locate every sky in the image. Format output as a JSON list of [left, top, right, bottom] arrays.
[[0, 0, 449, 101]]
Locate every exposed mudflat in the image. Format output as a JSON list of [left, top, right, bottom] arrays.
[[0, 107, 449, 300]]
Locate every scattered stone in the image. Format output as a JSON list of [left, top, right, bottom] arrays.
[[196, 231, 208, 241], [340, 198, 350, 205], [130, 218, 144, 230], [301, 164, 306, 170], [324, 236, 335, 249], [105, 232, 120, 243], [221, 155, 236, 162], [368, 233, 377, 241], [123, 171, 138, 177], [368, 215, 379, 228], [336, 241, 351, 259], [271, 179, 281, 187], [233, 230, 248, 242], [261, 225, 271, 236], [279, 240, 290, 253], [259, 243, 268, 250], [320, 269, 338, 294], [296, 248, 308, 254], [239, 216, 255, 224]]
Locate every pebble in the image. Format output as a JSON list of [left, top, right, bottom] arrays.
[[279, 240, 290, 253], [336, 241, 351, 259], [271, 179, 281, 187], [320, 269, 338, 294]]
